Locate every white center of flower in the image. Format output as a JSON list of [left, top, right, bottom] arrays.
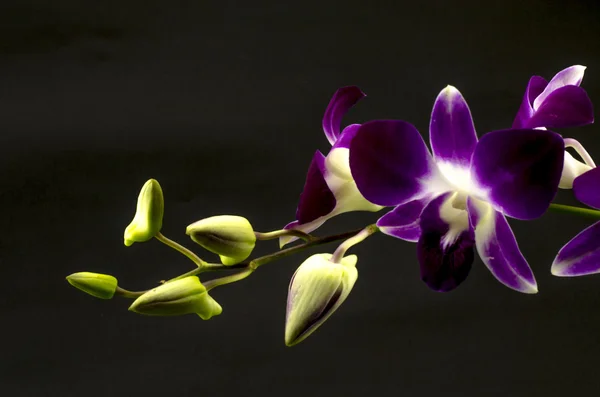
[[439, 191, 470, 249], [436, 161, 475, 194]]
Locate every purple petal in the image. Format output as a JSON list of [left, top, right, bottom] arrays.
[[525, 85, 594, 129], [512, 76, 548, 129], [430, 86, 477, 167], [349, 120, 439, 207], [533, 65, 586, 110], [377, 199, 429, 242], [322, 86, 366, 146], [295, 151, 336, 224], [468, 198, 537, 293], [552, 221, 600, 277], [417, 193, 475, 292], [573, 167, 600, 209], [471, 128, 564, 220], [332, 124, 360, 150]]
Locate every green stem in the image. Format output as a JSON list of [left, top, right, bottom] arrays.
[[548, 203, 600, 219], [331, 224, 379, 263], [203, 268, 254, 291], [119, 225, 369, 297], [249, 226, 368, 268], [155, 232, 207, 267], [115, 286, 144, 299], [254, 229, 315, 242]]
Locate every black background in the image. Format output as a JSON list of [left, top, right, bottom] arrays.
[[2, 1, 600, 396]]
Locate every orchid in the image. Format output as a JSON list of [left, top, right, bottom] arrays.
[[513, 65, 595, 189], [279, 86, 383, 247], [66, 65, 600, 348], [349, 86, 564, 293], [513, 65, 593, 131]]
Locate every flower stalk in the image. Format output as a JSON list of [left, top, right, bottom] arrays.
[[109, 226, 370, 299], [548, 203, 600, 219]]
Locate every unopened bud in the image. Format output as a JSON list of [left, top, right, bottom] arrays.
[[124, 179, 164, 246], [128, 276, 222, 320], [66, 272, 118, 300], [285, 253, 358, 346], [186, 215, 256, 265]]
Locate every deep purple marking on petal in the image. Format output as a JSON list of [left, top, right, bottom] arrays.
[[332, 124, 361, 150], [468, 198, 537, 293], [573, 167, 600, 209], [377, 199, 429, 242], [349, 120, 436, 207], [322, 86, 366, 146], [552, 221, 600, 277], [512, 76, 548, 129], [430, 86, 477, 167], [417, 193, 475, 292], [471, 128, 564, 220], [295, 151, 336, 224], [525, 85, 594, 129]]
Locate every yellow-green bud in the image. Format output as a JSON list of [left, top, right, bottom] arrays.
[[186, 215, 256, 265], [66, 272, 118, 300], [128, 276, 222, 320], [124, 179, 164, 246], [285, 253, 358, 347]]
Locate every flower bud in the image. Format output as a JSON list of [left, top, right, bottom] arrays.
[[66, 272, 118, 300], [124, 179, 164, 246], [186, 215, 256, 265], [128, 276, 222, 320], [285, 253, 358, 346]]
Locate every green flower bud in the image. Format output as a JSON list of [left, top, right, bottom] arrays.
[[285, 253, 358, 347], [66, 272, 118, 300], [186, 215, 256, 265], [124, 179, 164, 246], [128, 276, 222, 320]]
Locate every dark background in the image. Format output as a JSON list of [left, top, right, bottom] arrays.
[[1, 0, 600, 396]]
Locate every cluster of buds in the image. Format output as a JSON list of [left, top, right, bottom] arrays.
[[67, 178, 365, 345]]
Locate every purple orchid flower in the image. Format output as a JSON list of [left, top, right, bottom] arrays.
[[513, 65, 593, 130], [551, 169, 600, 277], [513, 65, 595, 189], [349, 86, 565, 293], [280, 87, 383, 247]]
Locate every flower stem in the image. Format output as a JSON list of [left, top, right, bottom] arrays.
[[250, 226, 368, 268], [203, 268, 254, 291], [331, 224, 379, 263], [155, 232, 207, 267], [118, 225, 370, 297], [115, 286, 144, 299], [548, 203, 600, 219], [254, 229, 315, 242]]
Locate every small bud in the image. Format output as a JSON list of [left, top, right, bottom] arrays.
[[285, 253, 358, 347], [124, 179, 164, 246], [128, 276, 222, 320], [66, 272, 118, 300], [186, 215, 256, 265]]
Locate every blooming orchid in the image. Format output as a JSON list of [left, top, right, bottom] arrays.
[[68, 64, 600, 348], [349, 86, 565, 293], [279, 87, 383, 247], [513, 65, 595, 189]]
